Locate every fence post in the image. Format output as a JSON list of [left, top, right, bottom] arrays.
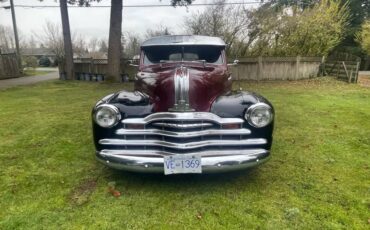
[[337, 61, 340, 78], [295, 56, 301, 80], [257, 56, 263, 81], [354, 61, 360, 83], [321, 56, 326, 76], [342, 61, 350, 82]]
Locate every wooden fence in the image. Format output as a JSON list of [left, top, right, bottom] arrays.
[[230, 56, 323, 81], [60, 58, 137, 81], [324, 53, 361, 83], [0, 53, 20, 80], [62, 55, 360, 83]]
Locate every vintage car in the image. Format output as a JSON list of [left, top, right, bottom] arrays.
[[92, 35, 274, 174]]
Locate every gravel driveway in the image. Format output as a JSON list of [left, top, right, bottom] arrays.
[[0, 71, 59, 90]]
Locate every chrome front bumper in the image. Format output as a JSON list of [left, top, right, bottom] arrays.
[[96, 149, 270, 173]]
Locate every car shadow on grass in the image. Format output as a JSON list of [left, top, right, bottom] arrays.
[[101, 165, 265, 190]]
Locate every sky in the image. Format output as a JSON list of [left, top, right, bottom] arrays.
[[0, 0, 260, 42]]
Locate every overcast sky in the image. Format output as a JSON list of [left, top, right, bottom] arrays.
[[0, 0, 259, 42]]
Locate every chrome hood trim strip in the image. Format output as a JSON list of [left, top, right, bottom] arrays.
[[99, 138, 267, 150], [169, 66, 193, 112], [122, 112, 244, 125], [116, 128, 251, 137]]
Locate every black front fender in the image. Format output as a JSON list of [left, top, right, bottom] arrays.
[[210, 91, 274, 149]]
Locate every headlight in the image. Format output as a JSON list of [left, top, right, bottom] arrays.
[[94, 104, 121, 128], [245, 103, 273, 128]]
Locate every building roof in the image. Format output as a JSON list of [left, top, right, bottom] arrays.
[[21, 48, 55, 56], [141, 35, 226, 47]]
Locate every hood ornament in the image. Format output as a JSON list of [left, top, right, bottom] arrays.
[[169, 66, 194, 112]]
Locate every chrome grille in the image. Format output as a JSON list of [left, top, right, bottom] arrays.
[[151, 122, 213, 129], [99, 112, 266, 154]]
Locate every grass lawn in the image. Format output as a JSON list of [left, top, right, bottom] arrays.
[[0, 78, 369, 229]]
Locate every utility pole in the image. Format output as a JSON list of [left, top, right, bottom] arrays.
[[9, 0, 22, 71]]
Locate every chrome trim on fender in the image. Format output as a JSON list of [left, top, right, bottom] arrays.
[[116, 128, 251, 137], [99, 138, 267, 150], [122, 112, 244, 125]]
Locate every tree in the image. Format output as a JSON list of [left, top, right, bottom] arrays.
[[35, 21, 88, 60], [24, 56, 38, 70], [106, 0, 194, 82], [36, 21, 64, 59], [356, 20, 370, 55], [55, 0, 101, 79], [98, 39, 108, 53], [88, 37, 99, 53], [44, 0, 192, 82], [264, 0, 370, 54], [247, 0, 349, 56], [169, 0, 193, 6], [59, 0, 74, 80], [144, 24, 172, 40], [0, 25, 15, 53], [106, 0, 123, 82], [122, 32, 142, 59], [73, 34, 88, 57], [27, 36, 37, 50], [38, 56, 51, 67], [184, 0, 250, 57]]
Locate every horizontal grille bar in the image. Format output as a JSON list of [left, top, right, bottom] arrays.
[[152, 122, 213, 129], [116, 128, 251, 137], [99, 138, 267, 150], [99, 149, 268, 157], [122, 112, 244, 125]]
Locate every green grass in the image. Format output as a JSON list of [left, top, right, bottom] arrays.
[[0, 78, 369, 229], [23, 69, 55, 77]]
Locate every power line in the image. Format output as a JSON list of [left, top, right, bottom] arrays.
[[0, 1, 262, 9]]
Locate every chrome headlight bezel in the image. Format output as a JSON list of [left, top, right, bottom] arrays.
[[245, 103, 273, 128], [93, 104, 121, 128]]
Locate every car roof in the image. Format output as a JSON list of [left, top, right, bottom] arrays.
[[141, 35, 226, 47]]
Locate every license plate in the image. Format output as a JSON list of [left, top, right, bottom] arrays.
[[163, 155, 202, 175]]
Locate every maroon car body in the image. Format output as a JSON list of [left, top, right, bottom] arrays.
[[92, 35, 274, 174]]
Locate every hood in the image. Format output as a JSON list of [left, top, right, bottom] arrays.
[[135, 65, 231, 112]]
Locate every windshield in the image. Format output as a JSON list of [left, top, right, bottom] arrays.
[[143, 45, 224, 65]]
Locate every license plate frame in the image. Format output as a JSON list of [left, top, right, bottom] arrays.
[[163, 155, 202, 175]]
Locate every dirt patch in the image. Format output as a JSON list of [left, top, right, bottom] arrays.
[[69, 178, 97, 206]]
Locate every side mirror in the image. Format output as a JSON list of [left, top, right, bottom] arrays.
[[227, 59, 239, 66]]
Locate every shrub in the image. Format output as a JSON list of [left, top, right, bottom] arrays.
[[39, 56, 51, 67], [24, 56, 38, 70]]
